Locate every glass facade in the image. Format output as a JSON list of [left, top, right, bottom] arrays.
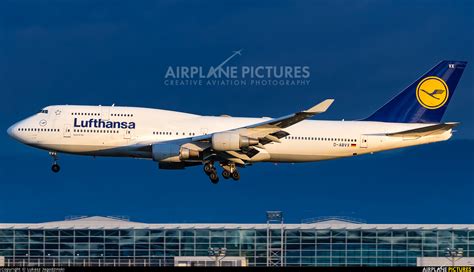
[[0, 218, 473, 267]]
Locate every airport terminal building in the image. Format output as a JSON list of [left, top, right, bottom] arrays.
[[0, 216, 473, 267]]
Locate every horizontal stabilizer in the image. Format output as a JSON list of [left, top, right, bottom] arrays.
[[386, 122, 459, 137]]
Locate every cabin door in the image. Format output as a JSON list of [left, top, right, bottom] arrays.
[[124, 129, 132, 139], [360, 135, 368, 148], [64, 124, 72, 138], [101, 107, 110, 120]]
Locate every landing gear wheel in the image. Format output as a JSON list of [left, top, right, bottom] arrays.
[[209, 172, 219, 184], [222, 170, 231, 179], [231, 171, 240, 181], [49, 151, 60, 173], [204, 163, 214, 175], [51, 164, 60, 173]]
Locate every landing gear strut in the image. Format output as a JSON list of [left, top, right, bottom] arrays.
[[204, 161, 242, 184], [204, 162, 219, 184], [220, 162, 240, 181], [49, 152, 60, 173]]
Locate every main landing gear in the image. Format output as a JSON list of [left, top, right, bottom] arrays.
[[203, 162, 219, 184], [49, 152, 60, 173], [222, 170, 240, 180], [204, 161, 241, 184], [221, 162, 240, 181]]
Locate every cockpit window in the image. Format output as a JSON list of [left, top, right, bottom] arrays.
[[39, 109, 48, 114]]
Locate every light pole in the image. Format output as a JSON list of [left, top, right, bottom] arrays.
[[208, 247, 227, 267], [445, 247, 464, 266], [266, 211, 283, 267]]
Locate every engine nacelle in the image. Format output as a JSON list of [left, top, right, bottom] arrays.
[[152, 144, 200, 162], [179, 147, 200, 160], [152, 143, 181, 162], [211, 132, 259, 151]]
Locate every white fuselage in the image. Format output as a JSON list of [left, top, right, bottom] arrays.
[[8, 105, 453, 163]]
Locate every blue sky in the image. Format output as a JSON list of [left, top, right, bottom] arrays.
[[0, 0, 473, 224]]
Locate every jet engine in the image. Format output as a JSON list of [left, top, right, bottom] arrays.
[[211, 132, 259, 151], [152, 143, 200, 162], [179, 147, 200, 160], [152, 143, 181, 162]]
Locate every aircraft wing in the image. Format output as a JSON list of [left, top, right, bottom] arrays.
[[137, 99, 334, 165], [247, 99, 334, 129], [191, 99, 334, 143], [189, 99, 334, 163], [240, 99, 334, 139]]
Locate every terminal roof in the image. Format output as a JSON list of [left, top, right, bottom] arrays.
[[0, 216, 473, 230]]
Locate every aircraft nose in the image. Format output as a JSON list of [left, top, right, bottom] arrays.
[[7, 123, 18, 140], [7, 125, 14, 137], [8, 121, 28, 143]]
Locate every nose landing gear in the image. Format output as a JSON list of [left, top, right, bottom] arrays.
[[51, 164, 60, 173], [49, 152, 60, 173]]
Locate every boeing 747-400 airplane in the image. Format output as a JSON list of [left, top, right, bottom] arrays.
[[7, 61, 467, 183]]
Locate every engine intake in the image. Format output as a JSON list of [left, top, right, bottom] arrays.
[[212, 132, 259, 151]]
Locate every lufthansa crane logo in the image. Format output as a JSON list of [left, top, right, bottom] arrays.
[[416, 76, 449, 109]]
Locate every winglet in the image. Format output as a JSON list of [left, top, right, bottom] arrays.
[[304, 99, 335, 113]]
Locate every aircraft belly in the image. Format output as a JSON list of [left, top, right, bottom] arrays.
[[263, 142, 348, 162], [265, 153, 339, 162], [32, 143, 151, 158]]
